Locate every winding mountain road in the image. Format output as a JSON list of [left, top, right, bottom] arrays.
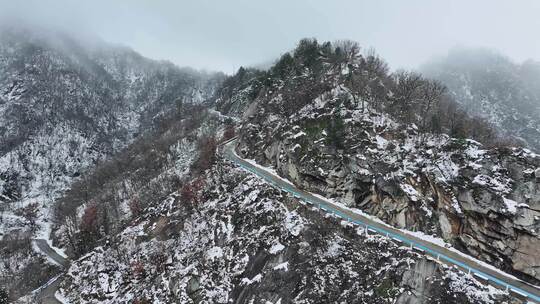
[[222, 138, 540, 303], [34, 239, 69, 304], [27, 137, 540, 303]]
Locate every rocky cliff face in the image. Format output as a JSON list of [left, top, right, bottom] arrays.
[[217, 40, 540, 284], [55, 160, 512, 304], [238, 114, 540, 283]]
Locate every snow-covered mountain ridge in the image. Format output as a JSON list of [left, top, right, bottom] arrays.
[[0, 27, 224, 299], [1, 31, 537, 303], [0, 26, 224, 238], [216, 39, 540, 285]]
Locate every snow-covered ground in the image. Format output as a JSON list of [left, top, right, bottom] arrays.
[[56, 161, 511, 303], [229, 144, 538, 298]]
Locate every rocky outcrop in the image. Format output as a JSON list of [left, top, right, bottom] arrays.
[[238, 120, 540, 284], [57, 161, 512, 303], [396, 259, 443, 304], [228, 60, 540, 284]]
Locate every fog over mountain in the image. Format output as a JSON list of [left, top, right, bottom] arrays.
[[1, 2, 540, 304], [422, 48, 540, 150], [2, 0, 540, 73]]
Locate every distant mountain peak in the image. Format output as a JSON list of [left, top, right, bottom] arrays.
[[422, 47, 540, 151]]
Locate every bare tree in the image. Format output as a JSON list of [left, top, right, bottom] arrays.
[[419, 80, 446, 143], [390, 71, 424, 123], [15, 203, 39, 233], [63, 213, 78, 253], [334, 40, 361, 64], [362, 48, 390, 111]]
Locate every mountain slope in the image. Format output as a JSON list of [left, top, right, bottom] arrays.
[[216, 39, 540, 284], [0, 27, 224, 299], [422, 48, 540, 151], [0, 27, 223, 239], [2, 33, 536, 303], [55, 159, 512, 304]]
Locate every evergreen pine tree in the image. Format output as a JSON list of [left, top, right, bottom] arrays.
[[0, 287, 8, 304], [327, 114, 345, 150]]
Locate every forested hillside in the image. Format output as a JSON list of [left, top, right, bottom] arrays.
[[0, 26, 224, 237], [0, 26, 224, 299], [422, 48, 540, 151], [216, 39, 540, 285]]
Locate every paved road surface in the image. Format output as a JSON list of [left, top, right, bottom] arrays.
[[34, 239, 69, 268], [28, 137, 540, 303], [222, 138, 540, 303], [34, 239, 69, 304], [35, 275, 64, 304]]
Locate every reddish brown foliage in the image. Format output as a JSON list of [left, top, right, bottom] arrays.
[[80, 204, 98, 233], [131, 260, 146, 279], [151, 251, 168, 272], [129, 197, 142, 218], [180, 183, 196, 205], [192, 135, 217, 173], [223, 124, 235, 141], [180, 178, 205, 206]]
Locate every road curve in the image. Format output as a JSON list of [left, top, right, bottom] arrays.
[[34, 239, 69, 268], [222, 139, 540, 303], [34, 239, 70, 304]]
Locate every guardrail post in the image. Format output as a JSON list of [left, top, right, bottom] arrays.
[[222, 137, 540, 302]]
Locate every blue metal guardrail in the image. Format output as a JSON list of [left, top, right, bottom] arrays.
[[230, 157, 540, 302]]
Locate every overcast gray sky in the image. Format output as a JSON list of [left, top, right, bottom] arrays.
[[2, 0, 540, 73]]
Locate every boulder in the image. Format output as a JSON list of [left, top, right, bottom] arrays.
[[396, 259, 438, 304]]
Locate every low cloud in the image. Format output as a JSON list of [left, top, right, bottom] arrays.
[[1, 0, 539, 73]]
